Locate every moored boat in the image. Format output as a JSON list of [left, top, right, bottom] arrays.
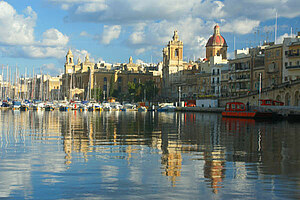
[[20, 104, 29, 111], [59, 105, 69, 111], [222, 102, 275, 119]]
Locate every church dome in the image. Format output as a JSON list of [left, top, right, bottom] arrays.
[[205, 25, 227, 47]]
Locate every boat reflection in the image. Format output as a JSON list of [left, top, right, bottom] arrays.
[[1, 110, 300, 198]]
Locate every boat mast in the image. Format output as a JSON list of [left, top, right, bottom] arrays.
[[6, 65, 8, 100], [1, 65, 3, 100], [69, 72, 72, 101]]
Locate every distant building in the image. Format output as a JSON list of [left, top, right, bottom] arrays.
[[206, 24, 228, 61], [283, 33, 300, 81], [62, 50, 162, 101]]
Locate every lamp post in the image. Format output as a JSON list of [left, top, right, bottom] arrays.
[[178, 86, 181, 107]]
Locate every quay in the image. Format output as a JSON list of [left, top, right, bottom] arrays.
[[176, 105, 300, 121]]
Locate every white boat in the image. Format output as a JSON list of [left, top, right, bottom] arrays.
[[157, 105, 176, 112]]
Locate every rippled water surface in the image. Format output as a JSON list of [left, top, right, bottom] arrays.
[[1, 110, 300, 199]]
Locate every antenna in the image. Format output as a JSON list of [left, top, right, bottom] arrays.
[[275, 11, 277, 44], [234, 35, 236, 51]]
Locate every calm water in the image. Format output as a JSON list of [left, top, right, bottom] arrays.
[[0, 110, 300, 199]]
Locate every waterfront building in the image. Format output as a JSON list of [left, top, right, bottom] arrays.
[[283, 33, 300, 81], [62, 50, 162, 101], [264, 43, 283, 87], [228, 46, 265, 96], [162, 30, 185, 100], [210, 56, 228, 97]]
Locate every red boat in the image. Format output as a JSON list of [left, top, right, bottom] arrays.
[[259, 99, 284, 106], [222, 102, 274, 119]]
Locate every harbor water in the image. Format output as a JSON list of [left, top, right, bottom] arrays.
[[0, 110, 300, 199]]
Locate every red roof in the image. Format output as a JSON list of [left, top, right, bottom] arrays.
[[206, 34, 227, 47]]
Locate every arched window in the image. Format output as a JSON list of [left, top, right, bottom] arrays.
[[175, 49, 179, 57], [69, 57, 72, 63]]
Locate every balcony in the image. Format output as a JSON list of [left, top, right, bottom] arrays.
[[286, 65, 300, 69], [287, 53, 300, 58]]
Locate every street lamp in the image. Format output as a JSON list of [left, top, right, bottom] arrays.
[[178, 86, 181, 107]]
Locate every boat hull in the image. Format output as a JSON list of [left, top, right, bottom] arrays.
[[222, 111, 274, 119]]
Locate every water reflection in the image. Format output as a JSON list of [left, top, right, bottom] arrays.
[[1, 110, 300, 199]]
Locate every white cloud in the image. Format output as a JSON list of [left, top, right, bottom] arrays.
[[100, 25, 121, 45], [222, 18, 260, 34], [80, 31, 90, 37], [47, 0, 300, 60], [276, 33, 290, 44], [0, 2, 36, 45], [136, 59, 144, 64], [75, 2, 107, 14], [0, 1, 70, 60], [42, 29, 69, 46], [135, 48, 145, 55]]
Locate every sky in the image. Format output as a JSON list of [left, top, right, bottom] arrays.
[[0, 0, 300, 77]]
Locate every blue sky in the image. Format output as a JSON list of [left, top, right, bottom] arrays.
[[0, 0, 300, 76]]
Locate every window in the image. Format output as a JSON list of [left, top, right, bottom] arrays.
[[104, 77, 107, 82], [276, 50, 280, 57], [118, 77, 122, 83], [175, 49, 179, 57], [285, 62, 288, 67], [134, 78, 137, 84]]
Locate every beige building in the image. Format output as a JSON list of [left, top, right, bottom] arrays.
[[62, 50, 162, 101], [283, 33, 300, 82], [162, 30, 186, 100], [264, 44, 283, 87], [206, 25, 228, 61]]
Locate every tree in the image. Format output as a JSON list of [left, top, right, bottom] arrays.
[[91, 88, 103, 101], [144, 80, 159, 101]]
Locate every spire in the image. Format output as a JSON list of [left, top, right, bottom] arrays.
[[85, 54, 89, 63], [67, 49, 73, 55], [173, 30, 179, 41], [214, 24, 220, 35]]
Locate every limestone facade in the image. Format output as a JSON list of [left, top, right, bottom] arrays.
[[62, 50, 162, 101]]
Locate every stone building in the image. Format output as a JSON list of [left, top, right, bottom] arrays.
[[205, 24, 228, 61], [228, 47, 265, 96], [283, 33, 300, 81], [61, 50, 162, 101], [264, 44, 283, 87], [162, 30, 185, 100]]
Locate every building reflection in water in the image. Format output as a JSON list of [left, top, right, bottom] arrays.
[[2, 110, 300, 198]]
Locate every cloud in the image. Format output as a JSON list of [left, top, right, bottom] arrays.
[[135, 48, 146, 55], [42, 29, 69, 46], [0, 1, 70, 60], [276, 33, 290, 44], [100, 25, 121, 45], [222, 18, 260, 34], [80, 31, 90, 37], [0, 2, 36, 45], [46, 0, 300, 62], [75, 2, 107, 14]]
